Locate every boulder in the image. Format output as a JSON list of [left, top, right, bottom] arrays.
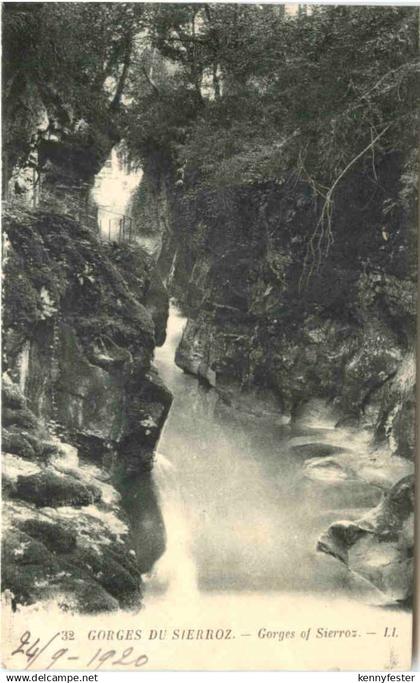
[[318, 475, 414, 603], [2, 379, 26, 409], [55, 580, 120, 614], [290, 443, 349, 459], [13, 470, 102, 508], [65, 546, 141, 606], [2, 529, 62, 606], [17, 519, 77, 554], [2, 430, 36, 460], [2, 406, 39, 431]]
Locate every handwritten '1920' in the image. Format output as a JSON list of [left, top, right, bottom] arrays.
[[11, 631, 149, 670]]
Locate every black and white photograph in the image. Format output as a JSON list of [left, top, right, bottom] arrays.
[[1, 1, 417, 671]]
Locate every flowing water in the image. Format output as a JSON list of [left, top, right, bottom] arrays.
[[127, 303, 412, 669], [87, 151, 388, 607], [88, 152, 393, 606], [148, 304, 384, 601]]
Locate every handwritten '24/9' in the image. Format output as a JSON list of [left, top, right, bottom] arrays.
[[11, 631, 149, 670]]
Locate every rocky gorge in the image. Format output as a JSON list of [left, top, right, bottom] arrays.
[[129, 133, 416, 605], [2, 3, 417, 617]]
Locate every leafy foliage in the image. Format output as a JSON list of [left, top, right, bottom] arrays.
[[4, 4, 417, 280], [2, 2, 145, 173], [122, 5, 418, 279]]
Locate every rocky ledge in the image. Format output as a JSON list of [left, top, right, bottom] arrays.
[[318, 474, 414, 605]]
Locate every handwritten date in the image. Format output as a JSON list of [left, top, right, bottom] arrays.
[[11, 631, 149, 670]]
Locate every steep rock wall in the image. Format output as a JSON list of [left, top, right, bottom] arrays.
[[137, 156, 415, 456], [2, 208, 171, 612]]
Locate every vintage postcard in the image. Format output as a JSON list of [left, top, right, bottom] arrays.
[[1, 2, 417, 671]]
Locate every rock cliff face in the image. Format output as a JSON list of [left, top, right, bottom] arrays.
[[2, 207, 171, 612], [4, 73, 118, 212], [133, 147, 416, 603], [137, 155, 415, 448]]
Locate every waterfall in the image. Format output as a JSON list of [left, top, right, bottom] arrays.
[[147, 305, 200, 600], [147, 451, 199, 599]]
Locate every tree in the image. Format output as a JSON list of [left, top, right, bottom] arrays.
[[2, 2, 146, 186], [121, 4, 418, 282]]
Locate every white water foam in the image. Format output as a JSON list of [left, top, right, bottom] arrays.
[[146, 451, 199, 601]]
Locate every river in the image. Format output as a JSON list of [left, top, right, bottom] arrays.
[[88, 148, 383, 603], [127, 303, 411, 669], [150, 303, 383, 599]]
